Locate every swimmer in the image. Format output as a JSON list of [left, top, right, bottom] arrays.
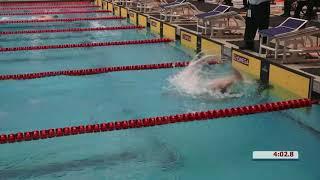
[[187, 54, 221, 71], [206, 68, 243, 93], [0, 17, 10, 21], [187, 55, 243, 94], [36, 15, 59, 20], [169, 53, 244, 97]]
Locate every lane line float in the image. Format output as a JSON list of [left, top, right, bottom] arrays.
[[0, 5, 99, 10], [0, 16, 124, 24], [0, 25, 144, 35], [0, 10, 111, 16], [0, 38, 172, 52], [0, 1, 92, 6], [0, 98, 317, 144], [0, 61, 221, 81]]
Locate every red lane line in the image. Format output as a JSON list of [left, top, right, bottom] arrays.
[[0, 3, 92, 7], [0, 5, 100, 10], [0, 16, 124, 24], [0, 25, 145, 35], [0, 98, 314, 144], [0, 2, 92, 6], [0, 38, 172, 52], [0, 0, 90, 2], [0, 61, 200, 81], [0, 10, 111, 16]]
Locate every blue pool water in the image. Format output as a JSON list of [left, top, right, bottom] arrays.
[[0, 11, 110, 20], [0, 10, 320, 180], [0, 19, 128, 31]]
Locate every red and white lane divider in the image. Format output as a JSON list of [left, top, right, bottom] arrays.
[[0, 10, 110, 16], [0, 16, 124, 24], [0, 98, 317, 145], [0, 1, 92, 6], [0, 5, 99, 10], [0, 25, 144, 35], [0, 61, 220, 81], [0, 38, 172, 52]]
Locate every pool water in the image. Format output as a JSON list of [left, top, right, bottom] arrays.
[[0, 9, 320, 180]]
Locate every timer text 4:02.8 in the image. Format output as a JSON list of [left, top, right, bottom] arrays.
[[252, 151, 299, 160]]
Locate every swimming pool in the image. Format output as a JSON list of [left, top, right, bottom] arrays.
[[1, 5, 320, 180]]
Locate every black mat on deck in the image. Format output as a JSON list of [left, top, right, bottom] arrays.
[[149, 14, 161, 20], [227, 40, 260, 52], [227, 40, 286, 54], [179, 24, 197, 31], [188, 1, 243, 13], [308, 20, 320, 28], [188, 1, 218, 12], [129, 7, 139, 11], [269, 16, 287, 27], [300, 68, 320, 76]]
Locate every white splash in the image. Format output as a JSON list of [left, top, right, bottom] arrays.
[[29, 98, 42, 105], [168, 53, 245, 99], [0, 17, 10, 20], [89, 21, 120, 37], [89, 21, 102, 28]]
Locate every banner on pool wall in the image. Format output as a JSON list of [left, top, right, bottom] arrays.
[[180, 30, 198, 51], [107, 2, 113, 12], [102, 2, 108, 10], [182, 34, 191, 41], [233, 54, 249, 66], [97, 0, 102, 7], [269, 64, 312, 98], [129, 11, 137, 25], [200, 38, 222, 60], [120, 7, 128, 18], [231, 49, 261, 79], [138, 14, 147, 27], [114, 5, 120, 16], [150, 19, 161, 35], [163, 23, 176, 41]]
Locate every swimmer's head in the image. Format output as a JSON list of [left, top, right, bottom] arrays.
[[233, 69, 243, 81], [37, 15, 58, 19]]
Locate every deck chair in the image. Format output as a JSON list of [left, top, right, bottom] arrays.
[[258, 17, 308, 60], [135, 0, 167, 13], [261, 27, 320, 63], [198, 11, 246, 38], [160, 0, 185, 8], [160, 2, 203, 22], [111, 0, 125, 5], [196, 4, 230, 34]]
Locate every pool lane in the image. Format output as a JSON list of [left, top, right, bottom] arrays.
[[0, 69, 319, 180]]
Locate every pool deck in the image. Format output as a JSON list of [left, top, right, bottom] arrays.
[[116, 0, 320, 95]]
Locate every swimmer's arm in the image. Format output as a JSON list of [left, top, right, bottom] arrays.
[[191, 59, 206, 66], [191, 57, 212, 66]]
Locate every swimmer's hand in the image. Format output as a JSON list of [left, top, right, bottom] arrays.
[[192, 56, 221, 66]]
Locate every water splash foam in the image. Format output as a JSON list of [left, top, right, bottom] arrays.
[[167, 53, 246, 99]]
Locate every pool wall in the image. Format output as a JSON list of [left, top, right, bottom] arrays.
[[98, 0, 314, 99]]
